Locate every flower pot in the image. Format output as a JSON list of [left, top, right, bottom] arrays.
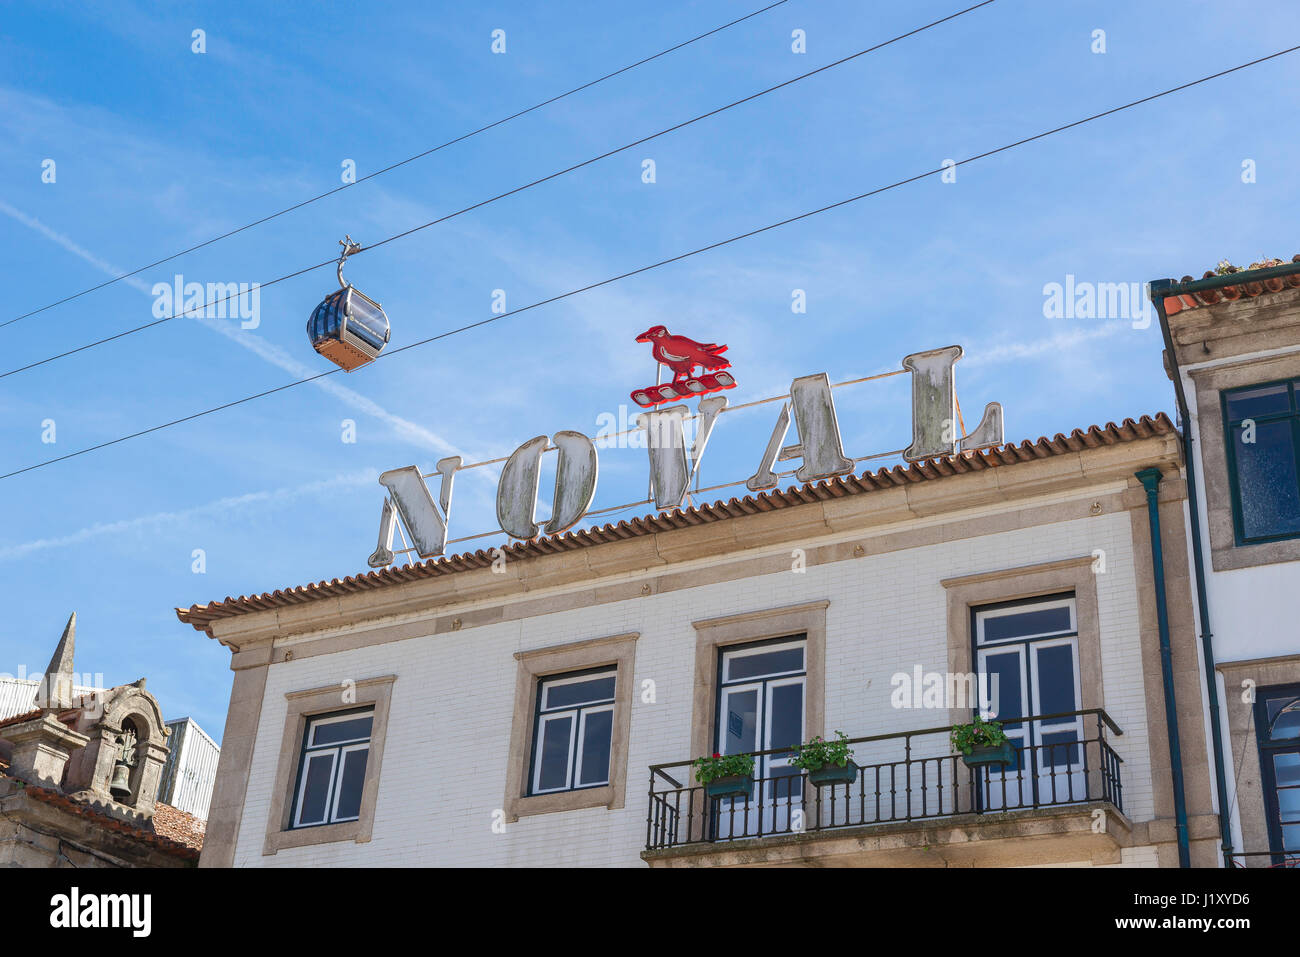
[[961, 740, 1016, 768], [704, 774, 752, 799], [806, 759, 858, 788]]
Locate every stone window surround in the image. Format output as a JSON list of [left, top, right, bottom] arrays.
[[942, 555, 1105, 722], [504, 632, 638, 822], [1217, 654, 1300, 863], [688, 600, 829, 769], [941, 556, 1107, 811], [1189, 350, 1300, 571], [262, 674, 396, 856]]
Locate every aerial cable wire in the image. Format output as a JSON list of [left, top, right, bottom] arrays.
[[0, 0, 797, 331], [2, 42, 1296, 483], [0, 0, 998, 381]]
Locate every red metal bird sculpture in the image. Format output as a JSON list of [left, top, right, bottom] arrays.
[[630, 326, 736, 408], [635, 325, 731, 382]]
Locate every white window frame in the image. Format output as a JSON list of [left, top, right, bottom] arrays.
[[722, 639, 806, 684], [530, 669, 616, 796], [291, 710, 373, 830], [974, 597, 1084, 805], [975, 596, 1077, 646]]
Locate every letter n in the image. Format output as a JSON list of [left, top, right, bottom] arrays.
[[369, 457, 460, 567]]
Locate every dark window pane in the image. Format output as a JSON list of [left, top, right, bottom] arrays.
[[311, 715, 373, 746], [1235, 420, 1300, 540], [981, 652, 1022, 721], [981, 605, 1072, 642], [1278, 786, 1300, 818], [1266, 698, 1300, 740], [1035, 644, 1078, 715], [1039, 730, 1080, 767], [298, 753, 333, 825], [578, 710, 613, 786], [727, 647, 804, 680], [1274, 752, 1300, 787], [537, 716, 573, 791], [334, 748, 368, 820], [1226, 382, 1290, 421], [347, 293, 389, 347], [723, 689, 758, 754], [768, 682, 803, 751], [1283, 823, 1300, 851], [544, 675, 615, 709]]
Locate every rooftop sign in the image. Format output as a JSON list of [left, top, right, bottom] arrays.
[[367, 342, 1003, 567]]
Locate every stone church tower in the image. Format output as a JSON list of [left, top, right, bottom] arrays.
[[0, 614, 200, 866]]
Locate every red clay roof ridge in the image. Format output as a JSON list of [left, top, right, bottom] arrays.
[[175, 413, 1175, 634]]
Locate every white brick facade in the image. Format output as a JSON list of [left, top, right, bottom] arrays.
[[231, 506, 1163, 867]]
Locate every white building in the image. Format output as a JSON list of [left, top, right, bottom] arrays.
[[178, 348, 1221, 867], [157, 717, 221, 821]]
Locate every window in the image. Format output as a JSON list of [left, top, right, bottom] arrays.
[[973, 594, 1083, 808], [1254, 684, 1300, 863], [291, 708, 374, 829], [529, 668, 616, 795], [1222, 379, 1300, 545], [716, 638, 806, 805]]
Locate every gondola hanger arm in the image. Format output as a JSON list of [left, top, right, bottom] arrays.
[[337, 235, 362, 289]]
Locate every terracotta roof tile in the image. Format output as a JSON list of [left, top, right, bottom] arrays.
[[5, 774, 200, 861], [151, 802, 206, 851], [176, 413, 1175, 634], [1163, 255, 1300, 315], [0, 708, 45, 732]]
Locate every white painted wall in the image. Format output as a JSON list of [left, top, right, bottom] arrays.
[[230, 505, 1160, 867]]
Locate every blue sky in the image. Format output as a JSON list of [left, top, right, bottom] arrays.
[[1, 0, 1297, 741]]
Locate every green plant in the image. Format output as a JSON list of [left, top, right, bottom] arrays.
[[1214, 256, 1286, 276], [949, 716, 1009, 755], [788, 731, 854, 771], [693, 751, 755, 784]]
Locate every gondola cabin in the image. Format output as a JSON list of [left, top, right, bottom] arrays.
[[307, 285, 390, 372]]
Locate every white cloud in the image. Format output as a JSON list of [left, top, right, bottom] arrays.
[[0, 469, 378, 561]]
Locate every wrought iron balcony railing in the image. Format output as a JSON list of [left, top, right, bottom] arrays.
[[645, 708, 1124, 852]]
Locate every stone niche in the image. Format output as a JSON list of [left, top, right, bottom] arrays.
[[61, 681, 170, 824]]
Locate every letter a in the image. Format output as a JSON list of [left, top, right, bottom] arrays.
[[746, 374, 853, 491]]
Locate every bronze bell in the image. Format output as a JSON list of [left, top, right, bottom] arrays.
[[109, 759, 132, 800]]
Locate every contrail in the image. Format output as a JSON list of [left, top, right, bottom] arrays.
[[0, 469, 378, 561], [0, 200, 464, 458]]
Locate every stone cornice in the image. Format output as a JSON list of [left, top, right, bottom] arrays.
[[188, 424, 1181, 652]]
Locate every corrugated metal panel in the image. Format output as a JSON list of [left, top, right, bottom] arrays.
[[0, 676, 96, 720], [157, 717, 220, 820]]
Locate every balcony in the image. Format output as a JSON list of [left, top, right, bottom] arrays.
[[643, 709, 1129, 867]]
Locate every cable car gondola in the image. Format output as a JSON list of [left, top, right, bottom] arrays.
[[307, 236, 391, 372]]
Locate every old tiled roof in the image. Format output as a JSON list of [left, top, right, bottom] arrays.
[[177, 414, 1175, 635], [4, 774, 200, 861], [0, 708, 44, 732], [1163, 255, 1300, 315], [152, 802, 206, 851]]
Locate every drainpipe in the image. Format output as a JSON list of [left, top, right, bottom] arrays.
[[1136, 466, 1191, 868]]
